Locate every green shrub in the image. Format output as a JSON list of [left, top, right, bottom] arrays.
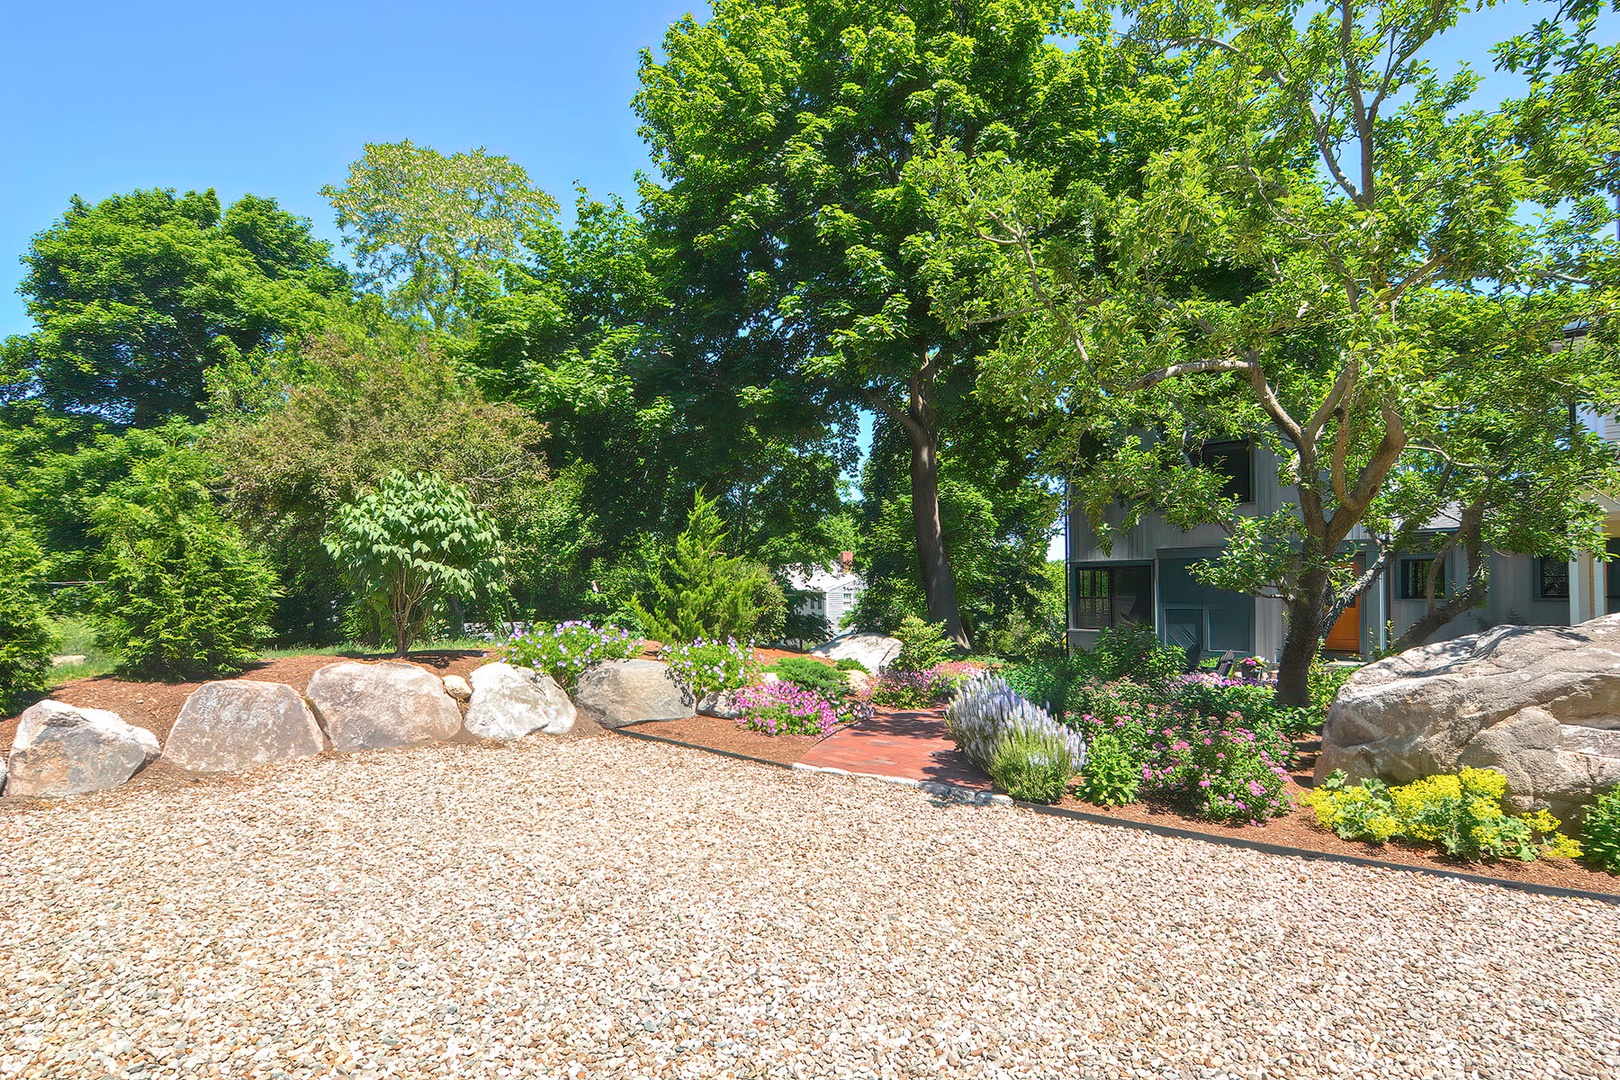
[[988, 728, 1074, 803], [627, 491, 785, 643], [503, 621, 640, 691], [1089, 624, 1186, 685], [1306, 655, 1360, 728], [767, 655, 850, 699], [666, 637, 757, 699], [324, 471, 506, 656], [0, 518, 54, 709], [1304, 768, 1583, 862], [1582, 788, 1620, 874], [892, 615, 956, 672], [89, 447, 276, 679], [1074, 733, 1140, 807], [1001, 656, 1086, 721], [834, 657, 869, 673]]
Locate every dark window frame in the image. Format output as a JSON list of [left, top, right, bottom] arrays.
[[1199, 440, 1255, 504], [1069, 564, 1153, 631], [1397, 557, 1446, 601], [1537, 557, 1571, 601]]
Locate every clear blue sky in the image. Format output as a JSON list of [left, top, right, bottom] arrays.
[[0, 0, 1573, 345]]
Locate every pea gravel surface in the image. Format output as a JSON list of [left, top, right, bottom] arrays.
[[2, 735, 1617, 1080]]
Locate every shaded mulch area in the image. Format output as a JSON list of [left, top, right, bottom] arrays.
[[619, 714, 824, 767], [1, 649, 494, 750]]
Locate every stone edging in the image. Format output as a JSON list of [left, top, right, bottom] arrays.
[[614, 727, 1620, 905]]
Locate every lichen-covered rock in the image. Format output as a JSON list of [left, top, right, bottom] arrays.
[[464, 663, 575, 739], [305, 661, 463, 753], [163, 680, 325, 773], [5, 700, 159, 798], [1318, 615, 1620, 820], [573, 659, 692, 729], [696, 689, 744, 720], [809, 631, 901, 673]]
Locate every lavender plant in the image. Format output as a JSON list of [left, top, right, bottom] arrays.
[[945, 672, 1085, 775]]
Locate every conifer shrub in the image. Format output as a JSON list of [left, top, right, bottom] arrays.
[[89, 442, 276, 679], [0, 515, 55, 710], [628, 491, 785, 643], [891, 615, 956, 672]]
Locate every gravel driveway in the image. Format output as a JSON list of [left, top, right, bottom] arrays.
[[2, 735, 1617, 1080]]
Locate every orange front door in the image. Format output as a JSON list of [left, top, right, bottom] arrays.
[[1325, 560, 1363, 653]]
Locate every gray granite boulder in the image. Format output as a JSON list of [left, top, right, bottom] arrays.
[[5, 700, 159, 798], [809, 631, 901, 673], [1318, 615, 1620, 821], [305, 661, 463, 752], [163, 680, 325, 773], [464, 662, 576, 739], [696, 689, 744, 720], [573, 659, 692, 728]]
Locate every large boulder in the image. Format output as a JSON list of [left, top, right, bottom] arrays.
[[464, 663, 576, 739], [5, 700, 159, 798], [574, 659, 692, 729], [163, 680, 326, 773], [809, 631, 901, 673], [305, 661, 463, 752], [1317, 615, 1620, 820]]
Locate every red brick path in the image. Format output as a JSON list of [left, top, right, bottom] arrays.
[[798, 708, 991, 790]]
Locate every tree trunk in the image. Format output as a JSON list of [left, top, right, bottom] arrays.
[[904, 406, 969, 650], [1276, 569, 1330, 707]]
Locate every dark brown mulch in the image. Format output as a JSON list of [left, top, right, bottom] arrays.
[[620, 714, 826, 767], [1, 650, 494, 749]]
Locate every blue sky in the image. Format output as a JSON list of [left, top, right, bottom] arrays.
[[0, 2, 1572, 340]]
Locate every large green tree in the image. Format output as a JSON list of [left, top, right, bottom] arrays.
[[322, 141, 558, 333], [931, 0, 1620, 702], [1, 189, 345, 427], [633, 0, 1125, 647]]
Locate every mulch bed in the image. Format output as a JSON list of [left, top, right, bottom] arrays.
[[619, 714, 824, 767]]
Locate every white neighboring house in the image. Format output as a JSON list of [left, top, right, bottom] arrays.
[[783, 552, 866, 635]]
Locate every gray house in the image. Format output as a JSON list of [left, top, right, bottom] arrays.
[[1066, 430, 1620, 662]]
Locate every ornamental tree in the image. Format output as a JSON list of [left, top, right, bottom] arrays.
[[929, 0, 1620, 703], [324, 471, 507, 656]]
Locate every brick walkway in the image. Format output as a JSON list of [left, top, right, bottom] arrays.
[[797, 708, 991, 789]]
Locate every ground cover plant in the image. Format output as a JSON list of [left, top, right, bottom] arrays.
[[1304, 768, 1582, 863], [664, 638, 757, 700], [1584, 789, 1620, 874], [503, 620, 640, 691], [733, 681, 841, 737]]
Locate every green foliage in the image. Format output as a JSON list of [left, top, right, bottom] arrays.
[[0, 502, 55, 709], [1305, 769, 1583, 862], [869, 665, 971, 710], [665, 638, 758, 700], [766, 656, 850, 701], [322, 141, 558, 332], [209, 331, 581, 641], [626, 491, 786, 644], [892, 615, 957, 672], [1073, 733, 1139, 808], [88, 433, 276, 678], [988, 729, 1074, 804], [833, 657, 868, 673], [501, 621, 640, 692], [2, 188, 343, 426], [1088, 625, 1186, 687], [1308, 658, 1360, 721], [324, 471, 506, 656], [1581, 788, 1620, 874]]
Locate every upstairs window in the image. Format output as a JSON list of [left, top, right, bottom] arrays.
[[1200, 440, 1254, 504]]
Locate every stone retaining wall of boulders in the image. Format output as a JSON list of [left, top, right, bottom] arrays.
[[0, 656, 684, 801]]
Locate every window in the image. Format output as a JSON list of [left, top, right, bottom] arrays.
[[1199, 440, 1254, 503], [1537, 557, 1570, 601], [1069, 565, 1153, 630], [1607, 539, 1620, 603], [1398, 558, 1446, 601]]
